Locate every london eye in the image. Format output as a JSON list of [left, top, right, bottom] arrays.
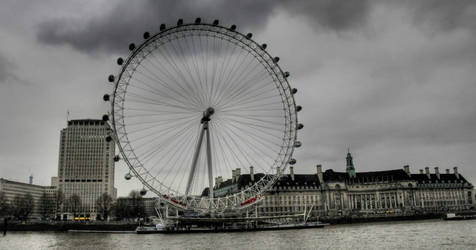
[[103, 18, 303, 213]]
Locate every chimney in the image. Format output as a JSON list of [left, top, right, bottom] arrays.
[[232, 169, 236, 183], [215, 176, 223, 188], [434, 167, 440, 179], [276, 166, 281, 176], [316, 164, 323, 184], [446, 169, 450, 174], [419, 169, 424, 174], [403, 165, 410, 176], [235, 168, 241, 182], [454, 166, 460, 179], [425, 167, 430, 179], [250, 166, 254, 182], [29, 175, 33, 185], [290, 166, 295, 181]]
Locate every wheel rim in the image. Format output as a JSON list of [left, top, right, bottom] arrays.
[[110, 23, 298, 212]]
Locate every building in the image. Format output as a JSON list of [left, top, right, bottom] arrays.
[[54, 119, 117, 219], [0, 178, 56, 219], [213, 151, 474, 219]]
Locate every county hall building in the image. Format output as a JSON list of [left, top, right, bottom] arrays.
[[213, 151, 474, 218]]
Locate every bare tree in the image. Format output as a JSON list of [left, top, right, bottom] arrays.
[[129, 190, 145, 219], [65, 194, 82, 216], [0, 191, 10, 217], [54, 189, 64, 219], [11, 193, 34, 221], [114, 198, 129, 221], [40, 191, 54, 219], [95, 192, 113, 221]]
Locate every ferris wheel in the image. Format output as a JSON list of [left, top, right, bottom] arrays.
[[103, 18, 303, 213]]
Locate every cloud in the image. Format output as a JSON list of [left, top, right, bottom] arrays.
[[281, 0, 371, 31], [36, 0, 372, 54], [0, 52, 17, 84], [409, 0, 476, 33], [0, 0, 473, 191]]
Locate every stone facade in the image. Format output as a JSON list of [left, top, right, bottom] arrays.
[[213, 152, 474, 219]]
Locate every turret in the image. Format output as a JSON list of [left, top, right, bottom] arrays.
[[316, 164, 323, 184], [346, 149, 356, 178]]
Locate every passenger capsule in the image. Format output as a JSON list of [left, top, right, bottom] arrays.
[[294, 141, 302, 148], [213, 19, 219, 26], [289, 158, 297, 165], [124, 173, 132, 180], [143, 32, 150, 39], [195, 17, 201, 24], [177, 19, 183, 26], [261, 44, 267, 50], [129, 43, 135, 51], [273, 57, 280, 63], [246, 33, 252, 39], [296, 105, 302, 112], [105, 136, 113, 142], [297, 123, 304, 130], [284, 72, 290, 78], [291, 88, 298, 94], [114, 155, 120, 162], [140, 188, 147, 196], [117, 58, 124, 65], [108, 75, 115, 82], [230, 24, 237, 31], [102, 114, 109, 122], [160, 24, 166, 31], [103, 94, 110, 101]]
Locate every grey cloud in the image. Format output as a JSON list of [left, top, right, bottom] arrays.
[[36, 0, 372, 54], [409, 0, 476, 32], [281, 0, 371, 31], [0, 52, 15, 83], [0, 52, 27, 85]]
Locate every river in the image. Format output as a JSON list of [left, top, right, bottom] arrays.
[[1, 219, 475, 249]]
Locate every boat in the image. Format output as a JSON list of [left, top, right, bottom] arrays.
[[136, 221, 328, 234], [135, 223, 165, 234], [443, 211, 476, 221]]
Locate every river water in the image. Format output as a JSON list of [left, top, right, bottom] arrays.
[[1, 219, 475, 249]]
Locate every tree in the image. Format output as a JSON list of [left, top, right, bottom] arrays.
[[11, 193, 34, 221], [65, 194, 82, 216], [114, 198, 129, 220], [96, 192, 113, 221], [40, 191, 55, 219], [113, 191, 146, 221], [0, 191, 10, 217], [129, 190, 145, 219], [54, 189, 64, 218]]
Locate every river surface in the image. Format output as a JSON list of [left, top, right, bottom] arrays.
[[1, 219, 475, 249]]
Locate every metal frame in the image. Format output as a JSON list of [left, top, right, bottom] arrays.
[[110, 22, 299, 213]]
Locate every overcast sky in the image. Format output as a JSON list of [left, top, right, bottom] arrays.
[[0, 0, 475, 196]]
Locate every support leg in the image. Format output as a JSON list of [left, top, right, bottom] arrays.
[[185, 125, 206, 197], [205, 124, 214, 216]]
